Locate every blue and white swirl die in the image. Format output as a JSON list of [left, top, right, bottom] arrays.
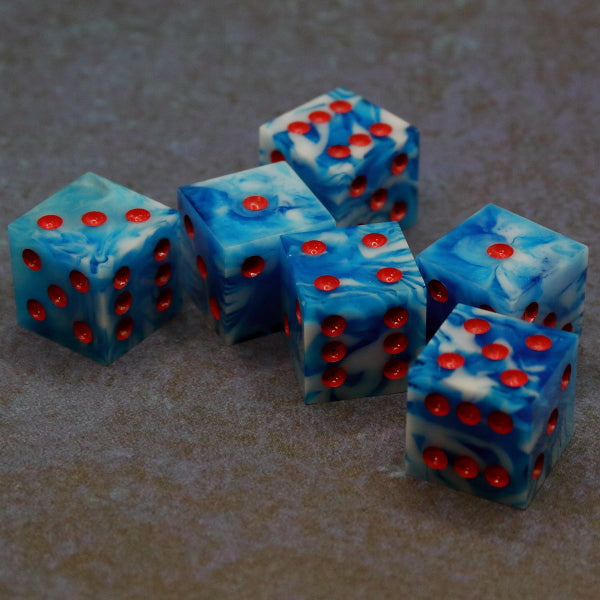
[[406, 303, 579, 508], [259, 87, 419, 228], [416, 204, 588, 337], [8, 172, 183, 365], [280, 222, 426, 404], [177, 162, 335, 344]]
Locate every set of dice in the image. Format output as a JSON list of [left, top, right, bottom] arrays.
[[8, 87, 588, 508]]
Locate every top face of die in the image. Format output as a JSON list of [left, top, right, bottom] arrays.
[[411, 303, 578, 404], [281, 222, 425, 310], [418, 204, 588, 305], [8, 172, 179, 274], [260, 87, 417, 168], [177, 162, 334, 248]]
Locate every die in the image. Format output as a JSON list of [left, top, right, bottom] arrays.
[[259, 87, 419, 228], [417, 204, 589, 338], [177, 161, 336, 344], [280, 222, 426, 404], [405, 303, 579, 508], [7, 172, 183, 365]]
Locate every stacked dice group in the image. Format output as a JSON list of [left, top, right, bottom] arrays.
[[405, 202, 588, 507], [8, 88, 589, 508]]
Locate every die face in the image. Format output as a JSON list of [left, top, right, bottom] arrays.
[[8, 173, 183, 364], [259, 87, 419, 228], [417, 203, 589, 337], [281, 222, 426, 403], [406, 304, 579, 508], [178, 162, 336, 344]]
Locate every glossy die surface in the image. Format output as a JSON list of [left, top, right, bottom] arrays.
[[406, 304, 579, 508], [8, 172, 182, 365], [280, 222, 426, 404], [178, 162, 335, 344], [417, 204, 588, 337], [259, 87, 419, 228]]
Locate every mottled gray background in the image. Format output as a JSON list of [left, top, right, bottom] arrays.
[[1, 1, 599, 598]]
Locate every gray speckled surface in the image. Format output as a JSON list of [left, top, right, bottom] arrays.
[[1, 1, 599, 598]]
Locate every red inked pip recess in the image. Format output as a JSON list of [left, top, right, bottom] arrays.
[[287, 121, 311, 135], [383, 332, 408, 354], [456, 401, 481, 425], [321, 340, 347, 363], [157, 288, 173, 312], [362, 233, 387, 248], [422, 447, 448, 470], [383, 358, 408, 380], [349, 175, 367, 197], [390, 201, 407, 222], [302, 240, 327, 255], [482, 343, 509, 361], [37, 214, 63, 230], [322, 366, 347, 387], [47, 284, 67, 307], [330, 99, 352, 113], [437, 352, 465, 370], [424, 393, 451, 417], [526, 334, 552, 351], [243, 195, 269, 211], [22, 249, 42, 271], [377, 267, 402, 283], [349, 133, 372, 146], [27, 299, 46, 321], [314, 275, 340, 291], [321, 315, 347, 337], [81, 211, 107, 227], [369, 122, 392, 137], [428, 280, 448, 303], [391, 153, 408, 175], [369, 189, 387, 211], [500, 369, 529, 388], [126, 208, 151, 223], [154, 238, 170, 261], [112, 266, 130, 290], [383, 306, 408, 328], [327, 145, 351, 159], [241, 256, 265, 278], [309, 110, 331, 123], [464, 318, 491, 334], [454, 456, 479, 479], [70, 270, 90, 293]]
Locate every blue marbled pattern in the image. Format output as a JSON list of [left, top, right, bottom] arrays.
[[8, 172, 183, 365], [259, 87, 419, 228], [417, 204, 588, 337], [406, 303, 579, 508], [280, 222, 426, 404], [178, 161, 335, 344]]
